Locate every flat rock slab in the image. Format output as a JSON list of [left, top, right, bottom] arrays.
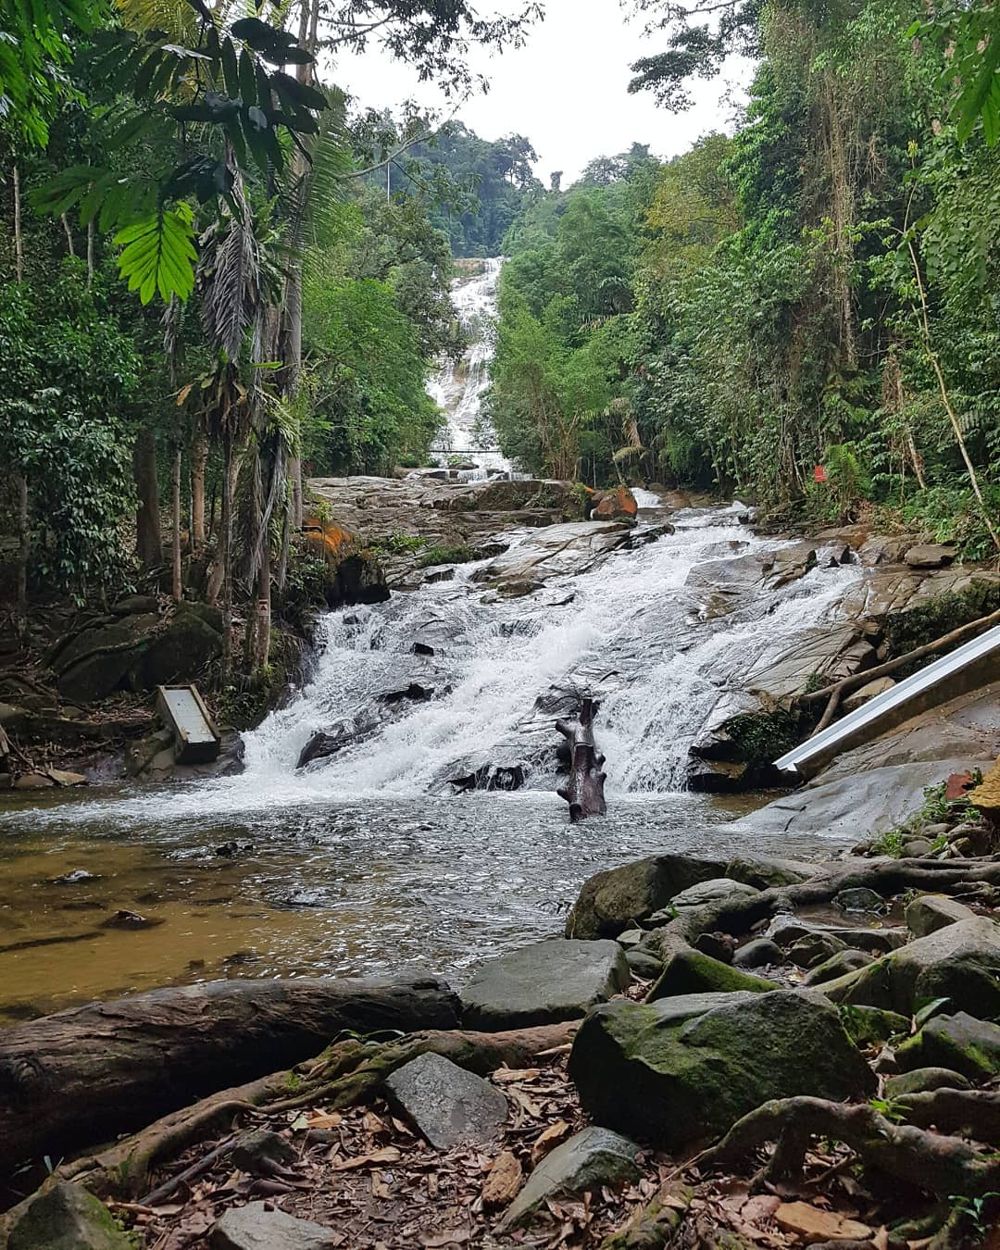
[[461, 938, 630, 1030], [500, 1127, 642, 1229], [384, 1052, 508, 1150], [210, 1203, 338, 1250]]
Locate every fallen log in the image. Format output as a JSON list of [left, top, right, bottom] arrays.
[[557, 697, 607, 821], [0, 974, 459, 1177], [0, 1019, 578, 1239]]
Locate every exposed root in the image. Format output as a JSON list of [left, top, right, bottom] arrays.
[[701, 1096, 1000, 1197], [895, 1088, 1000, 1144]]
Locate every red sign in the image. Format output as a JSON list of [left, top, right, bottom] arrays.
[[813, 465, 828, 483]]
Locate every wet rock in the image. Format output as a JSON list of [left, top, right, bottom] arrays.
[[660, 878, 761, 913], [8, 1181, 132, 1250], [384, 1052, 507, 1149], [648, 948, 777, 1000], [301, 519, 389, 609], [721, 855, 816, 889], [566, 854, 728, 938], [895, 1011, 1000, 1080], [210, 1202, 337, 1250], [766, 915, 906, 955], [787, 932, 848, 969], [12, 772, 55, 790], [884, 1066, 973, 1098], [49, 869, 102, 885], [101, 909, 163, 930], [905, 893, 977, 938], [500, 1127, 642, 1230], [461, 938, 629, 1030], [569, 990, 875, 1150], [733, 938, 782, 969], [834, 887, 885, 913], [472, 520, 633, 592], [804, 949, 874, 986], [447, 760, 525, 792], [824, 917, 1000, 1017], [904, 543, 957, 568]]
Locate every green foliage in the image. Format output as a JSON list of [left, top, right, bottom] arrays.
[[883, 583, 1000, 668], [416, 544, 475, 567]]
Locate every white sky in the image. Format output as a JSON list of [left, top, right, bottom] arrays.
[[328, 0, 751, 185]]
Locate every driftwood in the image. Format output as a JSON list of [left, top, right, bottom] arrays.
[[0, 974, 459, 1176], [557, 697, 607, 821]]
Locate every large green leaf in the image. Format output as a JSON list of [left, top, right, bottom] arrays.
[[114, 204, 198, 303]]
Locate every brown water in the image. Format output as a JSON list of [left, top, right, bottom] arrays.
[[0, 785, 840, 1022]]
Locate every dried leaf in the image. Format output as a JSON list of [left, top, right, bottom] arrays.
[[508, 1087, 544, 1118], [305, 1110, 343, 1129], [363, 1111, 387, 1135], [331, 1146, 402, 1172], [418, 1223, 472, 1247], [493, 1067, 542, 1083], [530, 1119, 572, 1165]]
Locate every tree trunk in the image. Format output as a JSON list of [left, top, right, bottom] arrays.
[[15, 474, 28, 634], [190, 426, 208, 551], [556, 697, 607, 821], [170, 442, 183, 602], [220, 430, 234, 678], [61, 213, 76, 258], [86, 220, 95, 285], [133, 427, 163, 569], [0, 975, 458, 1177], [12, 163, 24, 283], [253, 546, 271, 671]]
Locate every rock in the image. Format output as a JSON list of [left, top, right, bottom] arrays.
[[12, 772, 55, 789], [500, 1127, 642, 1229], [884, 1067, 973, 1098], [662, 877, 761, 912], [804, 949, 874, 986], [301, 519, 388, 609], [837, 1003, 909, 1046], [834, 887, 885, 913], [905, 893, 977, 938], [569, 990, 875, 1150], [566, 854, 727, 938], [45, 768, 87, 787], [626, 950, 665, 980], [384, 1052, 507, 1149], [49, 869, 102, 885], [895, 1011, 1000, 1080], [843, 676, 897, 712], [461, 939, 629, 1029], [767, 915, 906, 956], [787, 932, 848, 969], [101, 909, 163, 930], [969, 756, 1000, 821], [902, 838, 933, 857], [904, 543, 957, 568], [648, 947, 777, 1000], [774, 1201, 872, 1244], [724, 855, 817, 889], [824, 917, 1000, 1018], [617, 928, 644, 949], [230, 1129, 297, 1176], [127, 612, 223, 690], [472, 520, 632, 592], [590, 486, 639, 523], [8, 1182, 132, 1250], [733, 938, 783, 969], [111, 594, 160, 616], [694, 931, 736, 963], [210, 1202, 337, 1250]]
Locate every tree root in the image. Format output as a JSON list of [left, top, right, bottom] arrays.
[[0, 1017, 578, 1242], [598, 1183, 693, 1250], [895, 1089, 1000, 1144], [701, 1096, 1000, 1198]]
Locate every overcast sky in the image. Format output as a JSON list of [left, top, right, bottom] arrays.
[[329, 1, 751, 185]]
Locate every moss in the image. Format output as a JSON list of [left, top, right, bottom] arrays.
[[649, 948, 778, 999], [722, 709, 806, 766], [883, 582, 1000, 677], [416, 544, 475, 567], [838, 1003, 909, 1046]]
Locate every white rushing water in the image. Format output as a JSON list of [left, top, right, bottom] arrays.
[[426, 258, 510, 478]]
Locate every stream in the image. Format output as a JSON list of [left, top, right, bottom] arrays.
[[0, 263, 862, 1021]]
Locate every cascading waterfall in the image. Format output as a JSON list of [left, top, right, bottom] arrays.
[[426, 258, 510, 478]]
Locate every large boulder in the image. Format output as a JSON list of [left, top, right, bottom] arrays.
[[8, 1182, 133, 1250], [824, 917, 1000, 1018], [461, 939, 629, 1030], [471, 521, 632, 593], [647, 948, 777, 1000], [569, 990, 875, 1150], [905, 894, 978, 938], [590, 486, 638, 523], [301, 519, 388, 608], [895, 1012, 1000, 1081], [566, 855, 728, 938]]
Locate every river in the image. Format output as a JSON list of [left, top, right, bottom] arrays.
[[0, 262, 861, 1021]]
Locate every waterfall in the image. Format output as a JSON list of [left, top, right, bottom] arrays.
[[426, 258, 510, 478]]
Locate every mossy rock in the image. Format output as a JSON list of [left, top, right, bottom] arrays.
[[895, 1011, 1000, 1081], [566, 854, 727, 939], [648, 947, 777, 1000], [8, 1181, 134, 1250], [837, 1003, 909, 1046], [569, 990, 875, 1151]]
